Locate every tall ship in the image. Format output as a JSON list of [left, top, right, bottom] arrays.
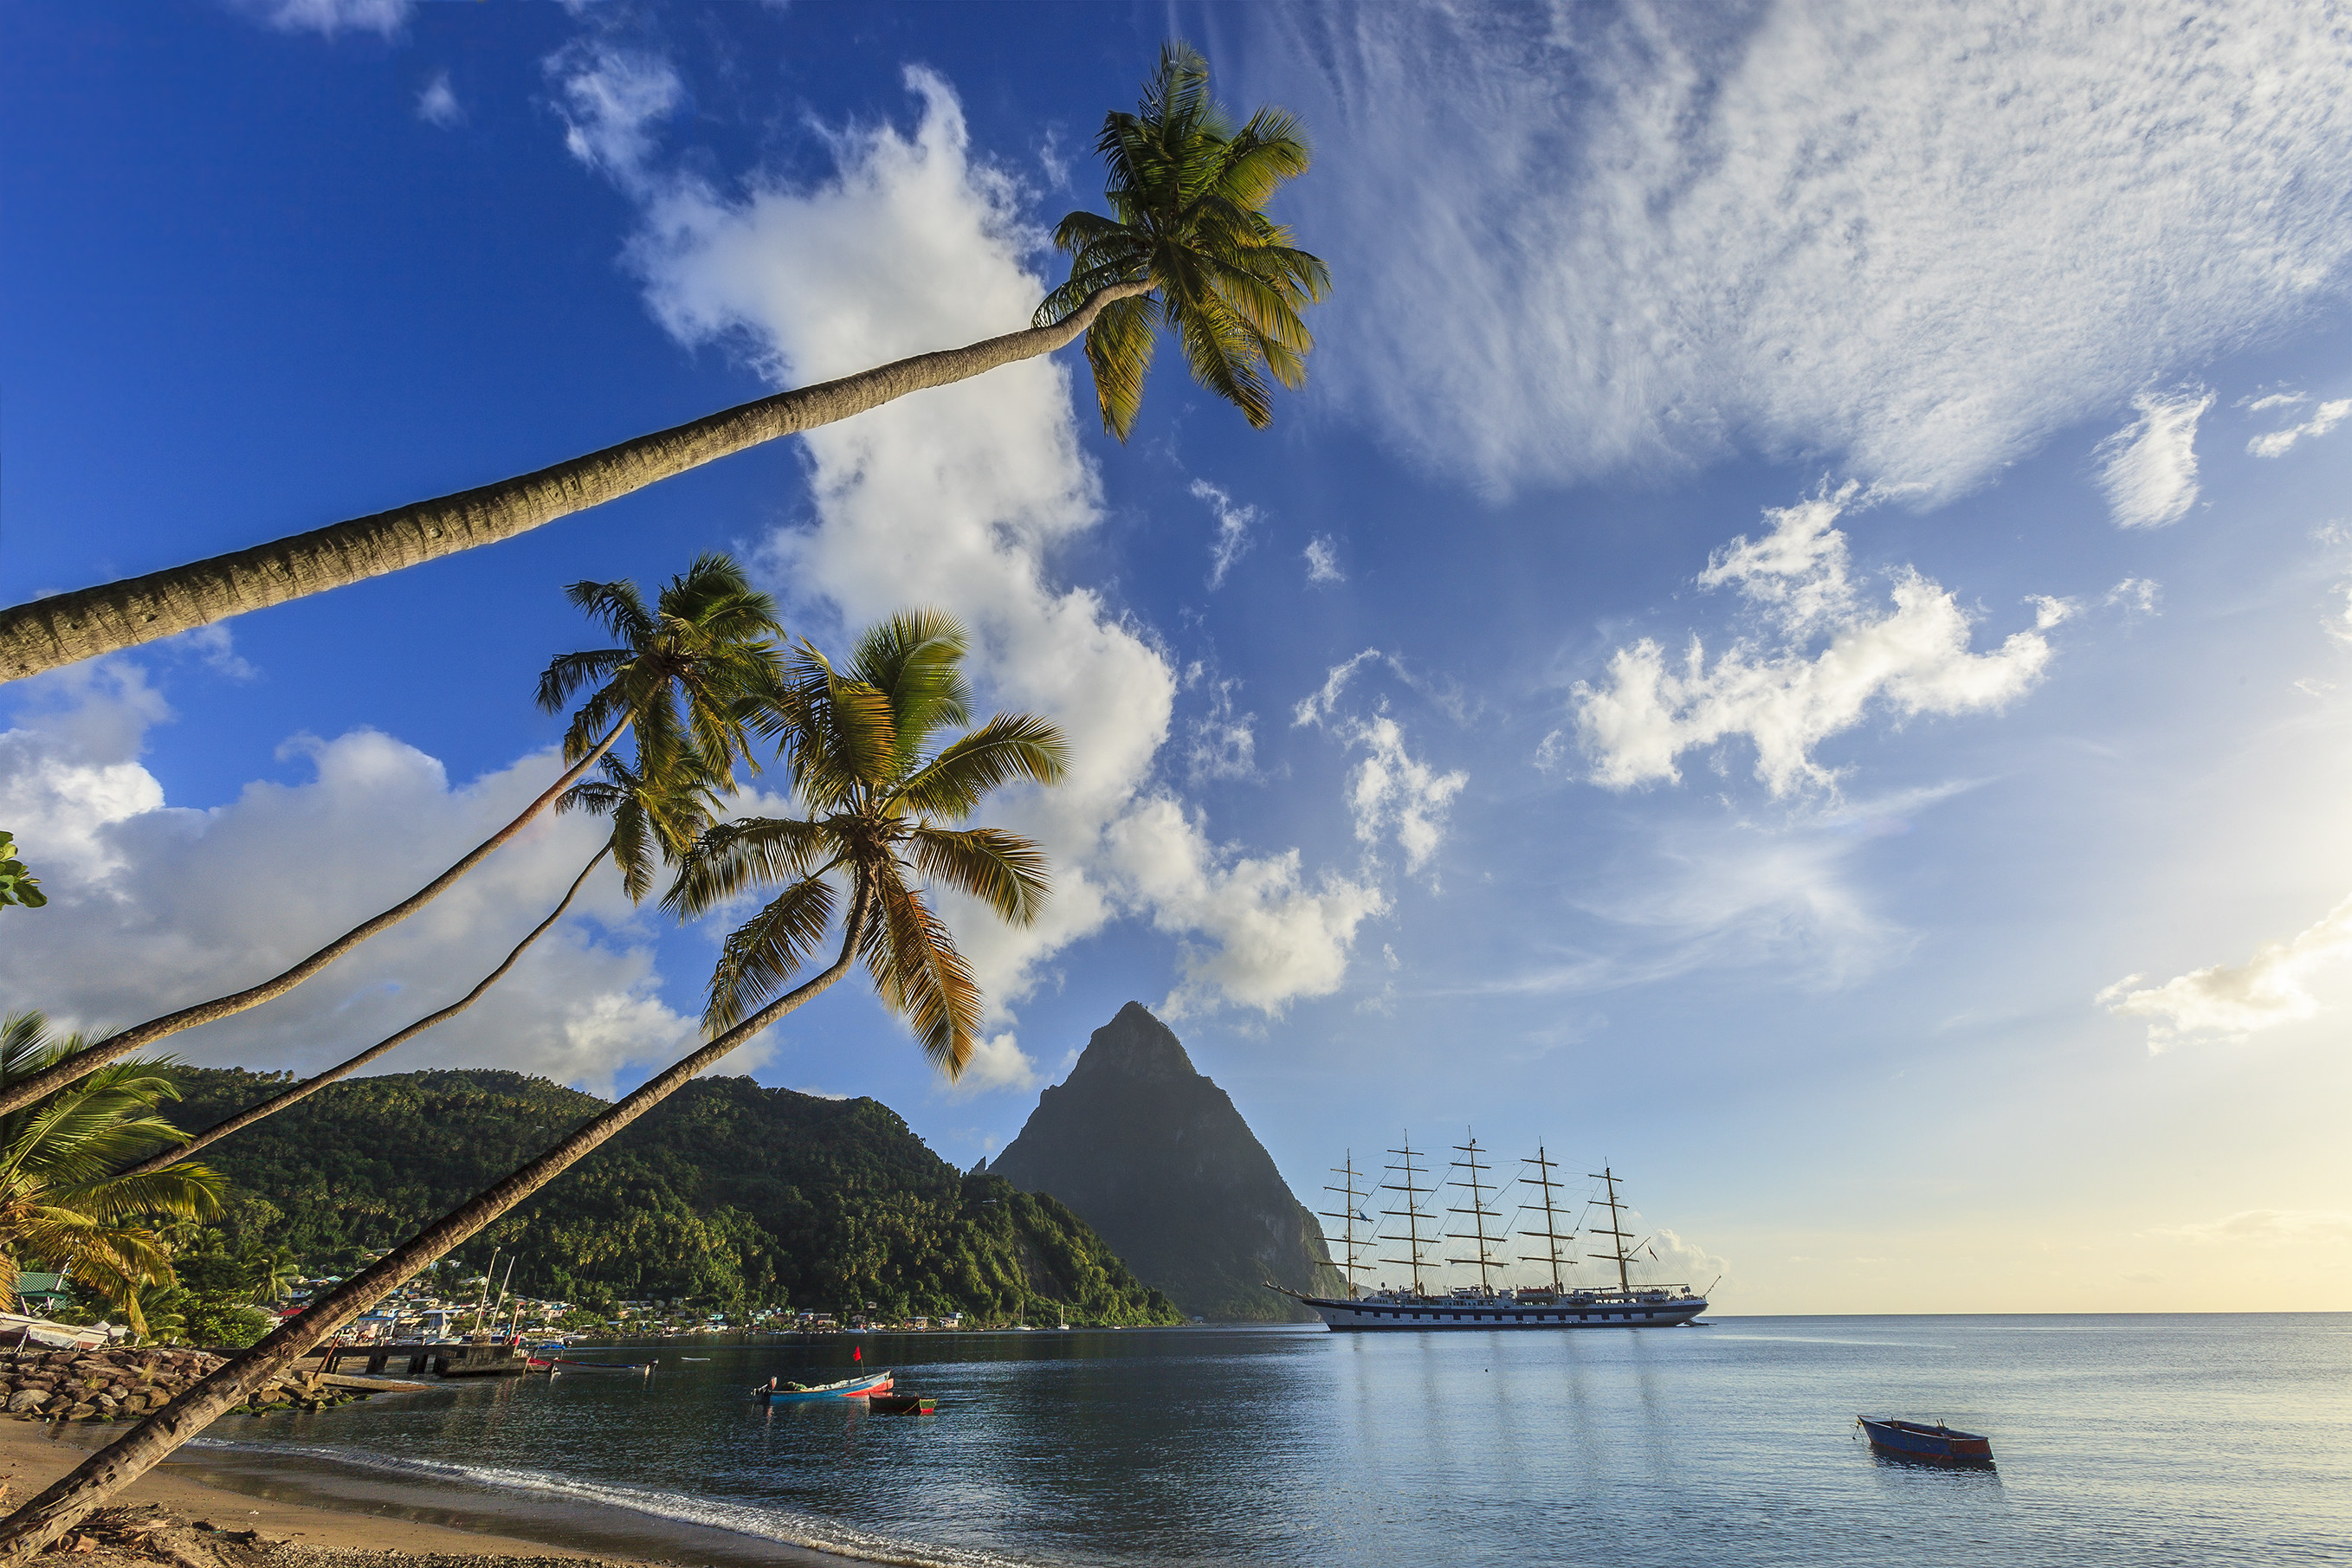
[[1270, 1132, 1710, 1330]]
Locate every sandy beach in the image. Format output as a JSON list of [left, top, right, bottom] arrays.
[[0, 1418, 656, 1565]]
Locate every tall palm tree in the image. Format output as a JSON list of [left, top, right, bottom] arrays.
[[670, 610, 1066, 1066], [115, 750, 723, 1178], [0, 610, 1063, 1556], [0, 555, 780, 1120], [0, 1015, 224, 1338], [1036, 41, 1330, 441], [0, 47, 1324, 686]]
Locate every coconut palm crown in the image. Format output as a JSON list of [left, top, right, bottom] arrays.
[[536, 552, 787, 790], [666, 610, 1066, 1074], [1035, 41, 1330, 441], [0, 1014, 223, 1334]]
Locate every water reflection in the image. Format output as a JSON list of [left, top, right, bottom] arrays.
[[178, 1318, 2349, 1568]]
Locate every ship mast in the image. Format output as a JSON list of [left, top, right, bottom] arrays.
[[1444, 1129, 1506, 1294], [1317, 1152, 1375, 1300], [1586, 1165, 1635, 1294], [1515, 1144, 1577, 1293], [1379, 1133, 1437, 1296]]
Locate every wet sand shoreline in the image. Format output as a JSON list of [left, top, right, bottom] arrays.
[[0, 1420, 860, 1565]]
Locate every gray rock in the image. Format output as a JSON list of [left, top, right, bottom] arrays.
[[6, 1390, 49, 1412]]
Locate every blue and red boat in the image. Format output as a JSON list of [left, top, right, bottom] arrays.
[[749, 1371, 893, 1403], [1857, 1416, 1994, 1465]]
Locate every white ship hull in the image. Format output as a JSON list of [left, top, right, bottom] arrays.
[[1285, 1289, 1708, 1331]]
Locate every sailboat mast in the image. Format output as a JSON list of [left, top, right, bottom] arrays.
[[1517, 1145, 1575, 1293], [1318, 1152, 1373, 1299], [1380, 1133, 1435, 1295], [1444, 1130, 1505, 1294], [1586, 1165, 1633, 1294]]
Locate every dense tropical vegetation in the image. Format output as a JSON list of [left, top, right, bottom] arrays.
[[164, 1068, 1176, 1326], [0, 1015, 225, 1337]]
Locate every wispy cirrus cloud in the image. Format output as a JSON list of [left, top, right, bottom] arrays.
[[1191, 479, 1257, 590], [1247, 2, 2352, 500], [417, 70, 462, 129], [2096, 387, 2213, 529], [2248, 397, 2351, 459], [235, 0, 410, 37]]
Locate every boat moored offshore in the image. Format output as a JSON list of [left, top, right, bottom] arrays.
[[1270, 1139, 1710, 1331]]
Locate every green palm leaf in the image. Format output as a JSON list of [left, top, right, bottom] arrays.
[[1035, 41, 1328, 441]]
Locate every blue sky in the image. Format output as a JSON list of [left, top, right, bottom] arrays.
[[7, 1, 2352, 1313]]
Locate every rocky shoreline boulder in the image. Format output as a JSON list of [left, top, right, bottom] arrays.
[[1, 1346, 374, 1423]]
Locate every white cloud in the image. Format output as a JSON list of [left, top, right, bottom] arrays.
[[236, 0, 410, 36], [1342, 713, 1466, 878], [2249, 397, 2351, 458], [0, 660, 696, 1097], [1574, 488, 2055, 795], [1480, 784, 1966, 1001], [1190, 479, 1257, 590], [599, 65, 1383, 1023], [1293, 648, 1380, 728], [1184, 679, 1258, 784], [1247, 3, 2352, 500], [1303, 535, 1344, 584], [1105, 797, 1385, 1020], [417, 70, 462, 129], [2245, 391, 2308, 413], [946, 1031, 1043, 1097], [547, 40, 682, 191], [2095, 386, 2213, 528], [2098, 894, 2352, 1049]]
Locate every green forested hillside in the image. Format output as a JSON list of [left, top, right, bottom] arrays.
[[167, 1068, 1179, 1326]]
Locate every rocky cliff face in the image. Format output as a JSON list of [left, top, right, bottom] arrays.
[[986, 1002, 1344, 1321]]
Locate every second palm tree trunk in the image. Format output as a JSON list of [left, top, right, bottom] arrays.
[[0, 718, 631, 1120], [120, 849, 610, 1178], [0, 886, 873, 1560]]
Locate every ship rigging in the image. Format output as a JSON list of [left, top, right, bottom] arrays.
[[1275, 1132, 1709, 1331]]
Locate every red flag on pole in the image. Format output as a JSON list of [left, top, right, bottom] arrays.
[[853, 1345, 863, 1363]]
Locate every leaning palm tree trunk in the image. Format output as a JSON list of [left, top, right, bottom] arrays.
[[118, 849, 609, 1178], [0, 284, 1152, 684], [0, 887, 872, 1560], [0, 719, 630, 1120]]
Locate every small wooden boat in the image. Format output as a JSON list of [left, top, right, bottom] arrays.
[[1857, 1416, 1994, 1464], [867, 1392, 936, 1416], [750, 1371, 893, 1403]]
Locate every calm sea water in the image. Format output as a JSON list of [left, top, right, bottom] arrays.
[[178, 1316, 2349, 1567]]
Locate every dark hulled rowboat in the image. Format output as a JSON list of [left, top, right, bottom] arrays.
[[1857, 1416, 1993, 1464], [868, 1392, 936, 1415]]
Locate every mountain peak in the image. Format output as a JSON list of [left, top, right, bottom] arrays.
[[1065, 1001, 1199, 1086], [988, 1003, 1343, 1320]]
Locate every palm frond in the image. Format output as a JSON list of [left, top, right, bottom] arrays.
[[706, 875, 840, 1033], [908, 827, 1052, 926], [893, 713, 1069, 819], [664, 817, 838, 920], [861, 871, 983, 1078]]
